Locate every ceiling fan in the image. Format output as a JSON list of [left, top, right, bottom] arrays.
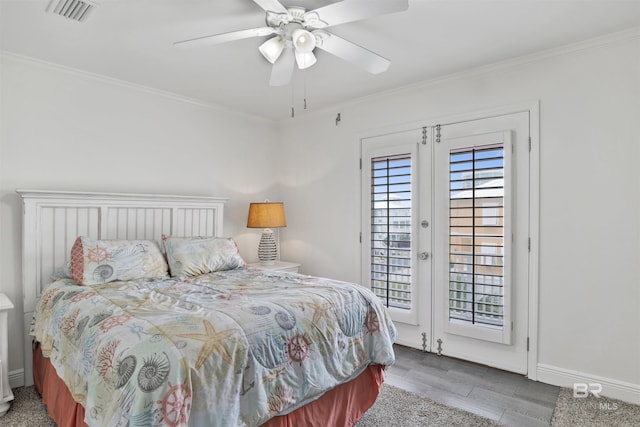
[[174, 0, 409, 86]]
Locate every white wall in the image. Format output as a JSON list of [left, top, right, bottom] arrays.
[[277, 33, 640, 401], [0, 54, 280, 380]]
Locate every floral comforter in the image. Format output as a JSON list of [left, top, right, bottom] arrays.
[[32, 268, 396, 427]]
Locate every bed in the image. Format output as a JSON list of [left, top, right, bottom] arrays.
[[19, 190, 396, 427]]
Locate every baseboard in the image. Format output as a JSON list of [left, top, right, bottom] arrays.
[[537, 363, 640, 405], [9, 369, 24, 389]]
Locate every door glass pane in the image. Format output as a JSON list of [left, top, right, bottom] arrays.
[[449, 144, 505, 328], [371, 154, 412, 309]]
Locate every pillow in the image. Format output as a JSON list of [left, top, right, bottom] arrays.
[[162, 236, 245, 278], [70, 236, 168, 285]]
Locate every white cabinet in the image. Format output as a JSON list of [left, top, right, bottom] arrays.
[[0, 293, 14, 417], [247, 261, 301, 273]]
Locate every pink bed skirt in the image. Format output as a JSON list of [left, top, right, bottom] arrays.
[[33, 343, 384, 427]]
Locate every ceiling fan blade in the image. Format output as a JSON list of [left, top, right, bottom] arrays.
[[174, 27, 276, 48], [307, 0, 408, 28], [253, 0, 288, 14], [270, 47, 295, 86], [314, 32, 390, 74]]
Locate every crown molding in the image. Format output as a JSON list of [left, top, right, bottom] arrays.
[[387, 26, 640, 96], [275, 26, 640, 126], [0, 50, 275, 126]]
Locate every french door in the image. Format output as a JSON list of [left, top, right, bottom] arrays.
[[362, 111, 530, 374]]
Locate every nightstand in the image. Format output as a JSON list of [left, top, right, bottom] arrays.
[[247, 261, 301, 273], [0, 293, 14, 417]]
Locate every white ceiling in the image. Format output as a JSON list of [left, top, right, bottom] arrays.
[[1, 0, 639, 121]]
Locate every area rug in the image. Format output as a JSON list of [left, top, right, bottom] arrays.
[[2, 386, 56, 426], [355, 383, 502, 426]]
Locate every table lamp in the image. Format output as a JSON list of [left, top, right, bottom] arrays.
[[247, 202, 287, 265]]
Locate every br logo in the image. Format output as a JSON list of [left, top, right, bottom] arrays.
[[573, 383, 602, 398]]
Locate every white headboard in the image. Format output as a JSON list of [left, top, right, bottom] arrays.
[[17, 189, 227, 386]]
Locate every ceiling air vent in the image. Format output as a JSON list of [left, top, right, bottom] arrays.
[[46, 0, 97, 22]]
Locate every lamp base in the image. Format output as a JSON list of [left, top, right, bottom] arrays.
[[258, 229, 278, 264]]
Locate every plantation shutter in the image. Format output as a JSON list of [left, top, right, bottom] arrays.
[[370, 154, 413, 310], [448, 143, 507, 329]]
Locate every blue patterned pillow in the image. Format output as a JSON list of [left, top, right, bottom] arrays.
[[163, 236, 245, 278]]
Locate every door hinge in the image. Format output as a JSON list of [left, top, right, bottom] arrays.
[[436, 338, 443, 356], [421, 126, 427, 145], [527, 337, 530, 352], [359, 232, 362, 243], [421, 332, 428, 352], [528, 237, 531, 251], [528, 136, 532, 152], [359, 158, 362, 170]]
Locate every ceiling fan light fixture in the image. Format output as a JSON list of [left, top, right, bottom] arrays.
[[292, 29, 316, 53], [259, 36, 285, 64], [295, 50, 317, 69]]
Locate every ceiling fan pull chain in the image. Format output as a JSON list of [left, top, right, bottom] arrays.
[[291, 79, 295, 118], [303, 72, 308, 110]]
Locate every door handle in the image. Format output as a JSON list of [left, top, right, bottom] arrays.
[[419, 252, 429, 260]]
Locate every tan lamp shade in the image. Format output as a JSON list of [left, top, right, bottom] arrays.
[[247, 202, 287, 228]]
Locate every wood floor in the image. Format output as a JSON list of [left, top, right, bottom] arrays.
[[386, 344, 560, 427]]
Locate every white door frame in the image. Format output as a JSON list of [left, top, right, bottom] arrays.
[[358, 100, 540, 379]]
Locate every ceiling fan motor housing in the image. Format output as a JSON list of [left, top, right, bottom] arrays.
[[266, 7, 328, 33], [261, 6, 326, 70]]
